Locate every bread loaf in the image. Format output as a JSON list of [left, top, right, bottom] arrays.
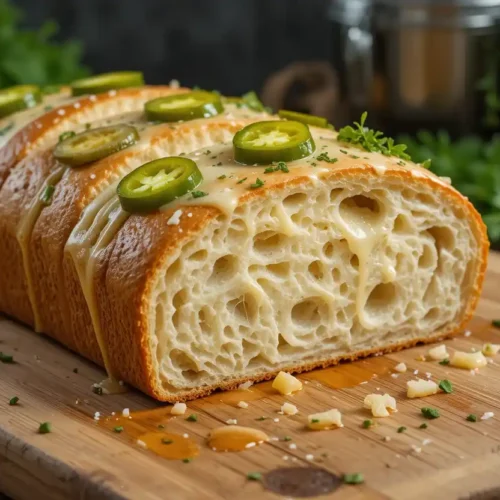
[[0, 83, 488, 402]]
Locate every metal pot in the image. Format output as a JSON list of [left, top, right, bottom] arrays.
[[329, 0, 500, 136]]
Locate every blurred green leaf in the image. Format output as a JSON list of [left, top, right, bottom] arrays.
[[402, 131, 500, 245], [0, 0, 88, 88]]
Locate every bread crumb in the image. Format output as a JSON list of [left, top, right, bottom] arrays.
[[391, 374, 399, 379], [305, 454, 314, 461], [245, 442, 256, 448], [273, 418, 280, 423], [289, 443, 297, 450], [137, 439, 147, 449], [384, 436, 391, 442], [226, 419, 238, 425], [464, 330, 472, 337], [272, 371, 303, 395], [183, 433, 189, 438], [238, 381, 253, 390], [93, 412, 100, 421], [171, 402, 187, 415], [394, 362, 407, 373], [281, 402, 298, 415], [411, 445, 422, 453]]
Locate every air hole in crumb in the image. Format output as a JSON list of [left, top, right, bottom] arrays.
[[209, 254, 238, 285], [291, 298, 324, 328], [393, 214, 412, 233], [283, 192, 307, 209], [424, 307, 440, 322], [308, 260, 324, 280], [332, 268, 341, 282], [350, 254, 359, 269], [418, 244, 435, 269], [253, 231, 288, 254], [323, 241, 335, 258], [189, 249, 208, 261], [166, 259, 181, 280], [170, 349, 198, 372], [428, 226, 455, 252], [198, 307, 213, 334], [266, 262, 290, 278], [339, 282, 348, 295], [227, 293, 258, 323], [330, 188, 344, 202], [366, 282, 397, 314]]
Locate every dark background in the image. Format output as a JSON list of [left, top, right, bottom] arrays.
[[15, 0, 333, 95]]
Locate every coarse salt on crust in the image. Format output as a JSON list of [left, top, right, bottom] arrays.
[[167, 209, 183, 225]]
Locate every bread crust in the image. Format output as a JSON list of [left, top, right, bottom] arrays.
[[0, 86, 186, 330], [94, 164, 489, 401]]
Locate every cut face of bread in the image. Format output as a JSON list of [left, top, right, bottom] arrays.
[[95, 131, 487, 401]]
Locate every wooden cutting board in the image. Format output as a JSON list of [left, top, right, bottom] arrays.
[[1, 254, 500, 500]]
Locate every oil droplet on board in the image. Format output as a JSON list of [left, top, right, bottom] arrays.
[[203, 381, 275, 405], [137, 431, 199, 460], [207, 425, 269, 452]]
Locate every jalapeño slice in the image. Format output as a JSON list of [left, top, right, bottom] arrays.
[[70, 71, 144, 96], [233, 120, 315, 165], [53, 124, 139, 167], [117, 157, 203, 213], [278, 109, 331, 129], [0, 85, 42, 118], [144, 91, 223, 122]]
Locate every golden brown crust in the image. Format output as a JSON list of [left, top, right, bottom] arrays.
[[94, 166, 489, 401], [0, 86, 186, 338]]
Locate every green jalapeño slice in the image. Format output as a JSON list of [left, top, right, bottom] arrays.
[[144, 91, 223, 122], [117, 157, 203, 213], [278, 109, 331, 129], [233, 120, 315, 165], [70, 71, 144, 96], [0, 85, 42, 118], [53, 124, 139, 166]]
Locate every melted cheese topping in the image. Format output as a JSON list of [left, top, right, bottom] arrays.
[[66, 124, 443, 390]]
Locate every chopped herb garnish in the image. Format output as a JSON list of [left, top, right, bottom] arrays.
[[264, 166, 274, 173], [362, 419, 373, 429], [397, 160, 406, 166], [250, 178, 265, 189], [186, 413, 198, 422], [158, 424, 165, 429], [421, 407, 440, 419], [237, 177, 247, 184], [492, 320, 500, 328], [316, 152, 338, 163], [311, 162, 317, 167], [217, 162, 223, 166], [113, 426, 124, 433], [350, 154, 360, 159], [0, 352, 13, 363], [59, 131, 76, 142], [42, 85, 61, 95], [204, 150, 211, 155], [9, 396, 19, 406], [421, 159, 432, 169], [162, 438, 174, 444], [217, 174, 227, 180], [211, 155, 217, 159], [44, 105, 53, 112], [439, 359, 450, 365], [264, 162, 289, 174], [438, 379, 453, 394], [38, 422, 52, 434], [247, 472, 262, 481], [397, 426, 407, 433], [343, 473, 364, 485], [283, 436, 292, 441], [419, 423, 428, 429], [466, 414, 478, 422], [182, 458, 192, 463], [192, 191, 208, 199], [92, 385, 103, 396], [311, 419, 320, 423], [72, 368, 78, 373], [84, 123, 91, 130], [337, 112, 412, 161], [340, 149, 348, 154], [40, 185, 55, 206]]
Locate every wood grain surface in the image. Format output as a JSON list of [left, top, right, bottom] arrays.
[[1, 253, 500, 500]]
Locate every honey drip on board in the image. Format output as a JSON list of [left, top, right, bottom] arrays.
[[207, 425, 269, 452], [99, 407, 199, 460]]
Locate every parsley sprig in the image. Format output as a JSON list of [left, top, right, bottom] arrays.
[[338, 112, 411, 161]]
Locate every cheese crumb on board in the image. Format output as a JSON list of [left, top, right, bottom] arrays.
[[364, 394, 397, 417], [238, 381, 253, 390], [272, 371, 303, 395], [450, 350, 487, 369], [307, 409, 343, 430], [481, 412, 494, 420], [122, 408, 130, 417], [226, 419, 238, 425], [137, 439, 147, 449], [427, 344, 449, 361], [171, 402, 187, 415], [237, 401, 249, 409], [407, 379, 438, 398], [482, 343, 500, 357], [281, 402, 298, 415], [394, 362, 407, 373]]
